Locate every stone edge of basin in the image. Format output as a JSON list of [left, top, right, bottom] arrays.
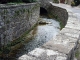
[[18, 3, 80, 60]]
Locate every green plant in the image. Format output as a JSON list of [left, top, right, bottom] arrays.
[[22, 0, 37, 3], [53, 0, 59, 3], [8, 0, 23, 3], [75, 50, 80, 58], [0, 20, 38, 58], [71, 1, 75, 6]]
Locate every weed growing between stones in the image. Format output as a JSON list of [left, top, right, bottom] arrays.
[[75, 43, 80, 60], [75, 50, 80, 58], [53, 0, 59, 3]]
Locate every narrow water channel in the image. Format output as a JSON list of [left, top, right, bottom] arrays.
[[13, 17, 60, 60], [0, 17, 60, 60]]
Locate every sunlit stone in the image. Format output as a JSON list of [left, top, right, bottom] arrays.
[[46, 50, 59, 56], [28, 48, 45, 57]]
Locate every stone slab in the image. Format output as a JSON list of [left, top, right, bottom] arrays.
[[42, 33, 78, 55], [60, 28, 80, 39], [18, 54, 37, 60], [65, 16, 80, 30], [28, 48, 67, 60]]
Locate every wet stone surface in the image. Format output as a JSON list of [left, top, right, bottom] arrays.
[[9, 18, 60, 60]]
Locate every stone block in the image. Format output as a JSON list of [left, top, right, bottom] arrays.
[[65, 17, 80, 30], [18, 54, 37, 60], [61, 28, 80, 39], [0, 3, 40, 46], [42, 33, 77, 55], [28, 48, 67, 60]]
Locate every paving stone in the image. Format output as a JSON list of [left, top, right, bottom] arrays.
[[28, 48, 67, 60], [55, 56, 67, 60], [65, 23, 80, 30], [18, 54, 37, 60], [65, 16, 80, 30], [28, 48, 45, 57], [42, 33, 78, 54], [60, 28, 80, 39]]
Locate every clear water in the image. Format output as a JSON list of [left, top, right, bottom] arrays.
[[0, 18, 60, 60], [15, 18, 60, 59]]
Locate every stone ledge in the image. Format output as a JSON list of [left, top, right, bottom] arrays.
[[0, 3, 39, 8], [41, 3, 80, 60], [18, 48, 67, 60]]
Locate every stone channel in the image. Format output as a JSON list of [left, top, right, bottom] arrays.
[[11, 18, 60, 60], [0, 1, 80, 60], [18, 2, 80, 60]]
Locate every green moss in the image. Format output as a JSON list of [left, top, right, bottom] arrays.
[[59, 20, 64, 30], [0, 23, 38, 57], [6, 20, 10, 24], [27, 9, 32, 17], [27, 9, 30, 13], [75, 51, 80, 58], [22, 9, 26, 12], [24, 0, 37, 3], [1, 9, 8, 15], [4, 9, 8, 14], [19, 9, 26, 13], [53, 0, 59, 3], [14, 9, 27, 17], [15, 10, 20, 16], [32, 4, 40, 10], [8, 23, 37, 47], [48, 13, 64, 30], [7, 2, 23, 4]]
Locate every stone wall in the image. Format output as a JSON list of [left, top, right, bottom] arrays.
[[0, 3, 40, 46], [39, 0, 53, 9], [47, 2, 68, 27], [39, 0, 68, 27]]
